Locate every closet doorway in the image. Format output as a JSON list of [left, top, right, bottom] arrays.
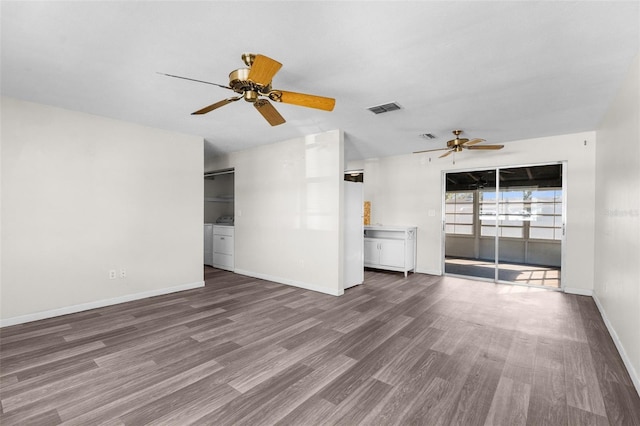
[[443, 163, 565, 289]]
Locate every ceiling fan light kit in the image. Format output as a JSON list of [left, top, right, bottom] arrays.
[[413, 129, 504, 158], [162, 53, 335, 126]]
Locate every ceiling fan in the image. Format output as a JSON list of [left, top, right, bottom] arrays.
[[414, 130, 504, 158], [159, 53, 335, 126]]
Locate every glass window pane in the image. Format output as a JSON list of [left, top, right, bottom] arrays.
[[531, 190, 544, 201], [501, 190, 522, 200], [481, 226, 496, 236], [457, 214, 474, 224], [456, 225, 473, 235], [480, 191, 496, 202], [445, 204, 456, 213], [445, 224, 455, 233], [445, 213, 455, 223], [530, 227, 555, 240], [480, 208, 496, 219], [532, 193, 553, 202], [531, 203, 554, 215], [505, 203, 525, 212], [501, 227, 523, 238], [532, 215, 554, 226], [456, 192, 474, 202], [554, 203, 562, 214]]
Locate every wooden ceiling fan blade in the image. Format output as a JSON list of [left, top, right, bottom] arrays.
[[462, 138, 485, 147], [254, 99, 286, 126], [248, 54, 282, 86], [467, 144, 504, 150], [413, 147, 449, 154], [440, 150, 454, 158], [192, 96, 241, 115], [274, 90, 335, 111]]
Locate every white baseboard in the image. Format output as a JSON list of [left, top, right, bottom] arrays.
[[563, 287, 593, 296], [0, 281, 205, 328], [415, 268, 442, 276], [234, 269, 343, 296], [592, 293, 640, 397]]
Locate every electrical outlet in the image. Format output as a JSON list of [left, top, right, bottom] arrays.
[[109, 269, 117, 280], [120, 269, 127, 278]]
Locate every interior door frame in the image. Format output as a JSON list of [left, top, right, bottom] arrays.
[[441, 161, 567, 291]]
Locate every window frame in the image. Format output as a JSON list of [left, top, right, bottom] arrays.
[[446, 187, 563, 241], [444, 191, 476, 236]]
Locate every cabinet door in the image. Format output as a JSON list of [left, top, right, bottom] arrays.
[[364, 239, 380, 265], [213, 253, 234, 270], [214, 235, 233, 255], [379, 239, 405, 268]]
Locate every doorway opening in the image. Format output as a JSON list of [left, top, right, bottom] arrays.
[[443, 163, 564, 289]]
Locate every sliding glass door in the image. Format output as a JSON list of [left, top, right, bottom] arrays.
[[444, 172, 496, 280], [444, 163, 564, 289]]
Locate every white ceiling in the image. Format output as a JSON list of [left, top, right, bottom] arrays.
[[2, 1, 638, 162]]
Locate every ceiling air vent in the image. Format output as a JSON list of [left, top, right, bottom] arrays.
[[367, 102, 402, 114], [420, 133, 436, 139]]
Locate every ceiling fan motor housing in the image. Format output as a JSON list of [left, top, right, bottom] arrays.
[[229, 68, 272, 101], [229, 68, 251, 93], [447, 138, 468, 149]]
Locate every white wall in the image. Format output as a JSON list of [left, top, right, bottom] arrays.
[[594, 55, 640, 391], [1, 97, 204, 325], [349, 130, 596, 293], [207, 129, 345, 296]]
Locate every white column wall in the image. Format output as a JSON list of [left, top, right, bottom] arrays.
[[594, 55, 640, 392], [207, 129, 345, 296]]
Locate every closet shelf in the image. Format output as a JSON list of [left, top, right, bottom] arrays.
[[205, 196, 234, 203]]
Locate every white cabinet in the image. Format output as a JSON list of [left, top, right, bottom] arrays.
[[213, 225, 234, 271], [204, 224, 214, 266], [365, 238, 406, 269], [364, 239, 381, 265], [364, 226, 417, 277]]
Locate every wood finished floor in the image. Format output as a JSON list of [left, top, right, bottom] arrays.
[[1, 267, 639, 425]]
